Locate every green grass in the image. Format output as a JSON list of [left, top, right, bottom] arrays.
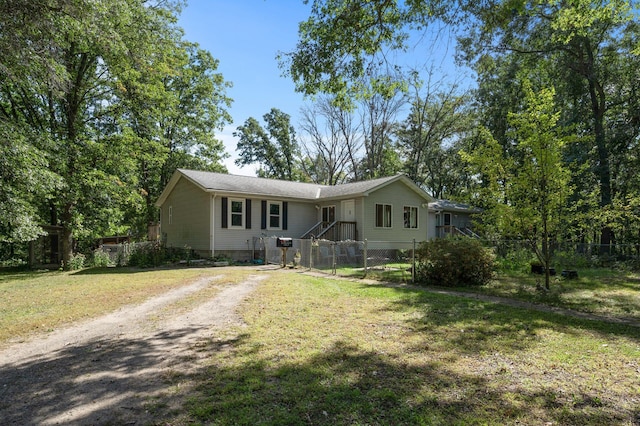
[[0, 266, 243, 345], [177, 272, 640, 425], [455, 268, 640, 323], [329, 262, 414, 282], [1, 267, 638, 424]]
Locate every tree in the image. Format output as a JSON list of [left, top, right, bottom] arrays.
[[357, 73, 406, 179], [0, 122, 60, 248], [298, 97, 361, 184], [234, 108, 302, 181], [280, 0, 412, 107], [464, 80, 572, 289], [0, 0, 234, 267], [284, 1, 640, 247], [456, 0, 637, 249], [121, 41, 232, 234], [394, 72, 474, 199]]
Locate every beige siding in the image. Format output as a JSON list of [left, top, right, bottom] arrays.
[[427, 211, 437, 240], [361, 181, 429, 243], [213, 197, 317, 251], [159, 177, 211, 252]]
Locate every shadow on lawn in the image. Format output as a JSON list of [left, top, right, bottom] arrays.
[[0, 328, 246, 425], [172, 282, 637, 425], [178, 339, 627, 425], [379, 283, 640, 342], [71, 265, 192, 275], [1, 277, 636, 425], [504, 273, 640, 324]]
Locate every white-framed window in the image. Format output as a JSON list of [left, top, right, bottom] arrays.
[[268, 200, 282, 230], [375, 203, 392, 228], [403, 206, 418, 229], [229, 198, 245, 228], [322, 205, 335, 223], [168, 206, 173, 225]]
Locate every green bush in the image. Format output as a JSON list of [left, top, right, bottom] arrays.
[[128, 242, 165, 268], [494, 246, 535, 273], [91, 249, 112, 267], [415, 238, 495, 287], [66, 252, 86, 270]]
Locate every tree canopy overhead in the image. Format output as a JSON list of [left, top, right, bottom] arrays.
[[279, 0, 640, 277], [0, 0, 232, 266]]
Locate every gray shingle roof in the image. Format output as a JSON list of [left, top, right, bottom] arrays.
[[179, 169, 321, 199], [178, 169, 416, 201], [156, 169, 433, 206], [428, 199, 481, 213]]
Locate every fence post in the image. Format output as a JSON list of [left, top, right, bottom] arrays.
[[309, 238, 313, 270], [331, 242, 336, 275], [412, 239, 416, 283], [264, 237, 268, 265], [363, 239, 368, 277]]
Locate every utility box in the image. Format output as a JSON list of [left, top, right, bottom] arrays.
[[276, 237, 293, 248]]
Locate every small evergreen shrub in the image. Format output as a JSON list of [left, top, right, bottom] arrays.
[[415, 238, 495, 287]]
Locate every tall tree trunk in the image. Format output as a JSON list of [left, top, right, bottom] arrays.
[[61, 204, 74, 269], [583, 39, 614, 251]]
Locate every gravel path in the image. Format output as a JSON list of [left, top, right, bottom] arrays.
[[0, 272, 266, 425]]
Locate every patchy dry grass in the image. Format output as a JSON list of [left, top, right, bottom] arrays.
[[2, 267, 638, 424], [0, 266, 242, 344], [459, 269, 640, 323], [181, 271, 640, 425]]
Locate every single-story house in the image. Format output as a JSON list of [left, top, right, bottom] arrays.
[[155, 169, 439, 260], [427, 199, 481, 239]]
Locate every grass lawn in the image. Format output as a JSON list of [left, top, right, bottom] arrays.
[[457, 268, 640, 324], [1, 267, 639, 424], [0, 266, 251, 345], [178, 271, 640, 425]]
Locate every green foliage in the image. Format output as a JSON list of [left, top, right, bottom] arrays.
[[0, 123, 60, 244], [127, 242, 166, 268], [66, 253, 86, 271], [280, 0, 412, 106], [234, 108, 303, 181], [90, 249, 113, 268], [395, 78, 475, 199], [415, 238, 495, 287], [463, 79, 572, 289], [494, 246, 536, 274]]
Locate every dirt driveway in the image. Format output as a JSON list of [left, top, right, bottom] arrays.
[[0, 271, 267, 425]]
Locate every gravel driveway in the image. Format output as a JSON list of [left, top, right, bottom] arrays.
[[0, 272, 266, 425]]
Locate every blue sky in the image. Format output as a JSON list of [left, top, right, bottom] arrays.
[[178, 0, 311, 175], [178, 0, 470, 176]]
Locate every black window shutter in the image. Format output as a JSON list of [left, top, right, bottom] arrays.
[[261, 200, 267, 229], [283, 201, 288, 230], [246, 199, 252, 229], [221, 197, 228, 228]]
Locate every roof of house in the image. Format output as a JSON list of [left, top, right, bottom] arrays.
[[155, 169, 433, 206], [428, 199, 482, 213]]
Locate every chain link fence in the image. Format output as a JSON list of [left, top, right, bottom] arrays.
[[263, 237, 418, 280], [487, 239, 640, 269], [99, 243, 133, 266]]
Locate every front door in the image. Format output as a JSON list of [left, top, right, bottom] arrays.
[[342, 199, 355, 222], [341, 200, 356, 240]]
